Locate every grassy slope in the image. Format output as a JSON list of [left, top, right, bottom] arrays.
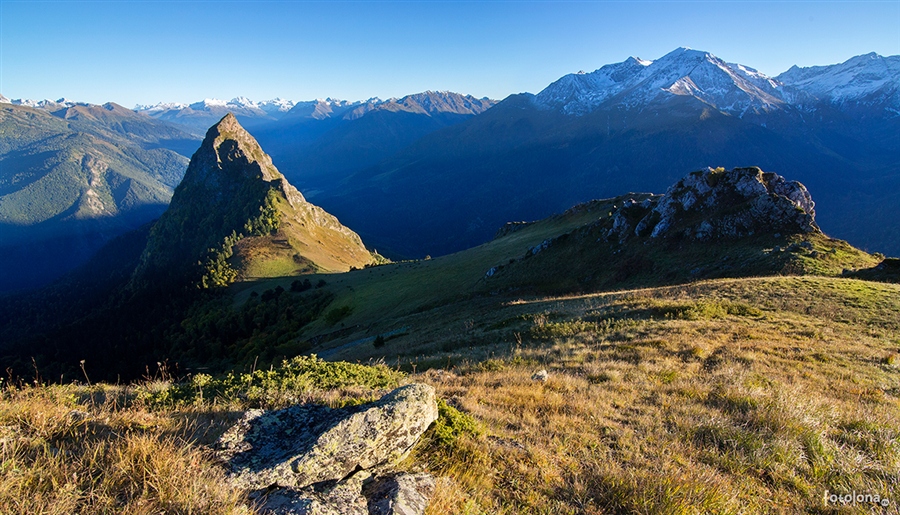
[[231, 198, 613, 328], [3, 276, 896, 514], [232, 193, 879, 363], [416, 276, 900, 514], [233, 191, 377, 278], [3, 186, 896, 513], [218, 201, 895, 513]]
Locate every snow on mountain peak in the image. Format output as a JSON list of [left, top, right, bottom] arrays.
[[229, 96, 257, 108], [776, 53, 900, 105], [256, 98, 296, 114], [534, 48, 784, 116]]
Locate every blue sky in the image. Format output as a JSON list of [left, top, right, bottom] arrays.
[[2, 1, 899, 107]]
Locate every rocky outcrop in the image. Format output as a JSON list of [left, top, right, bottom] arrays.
[[493, 221, 535, 239], [216, 384, 439, 515], [604, 167, 818, 243], [481, 167, 820, 282], [364, 473, 436, 515]]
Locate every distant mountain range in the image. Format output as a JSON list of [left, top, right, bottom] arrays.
[[1, 48, 898, 292], [0, 91, 492, 292], [308, 49, 899, 258], [531, 49, 899, 115]]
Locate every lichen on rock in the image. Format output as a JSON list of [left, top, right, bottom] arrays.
[[217, 383, 438, 491], [600, 167, 819, 244]]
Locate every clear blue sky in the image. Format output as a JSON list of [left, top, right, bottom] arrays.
[[2, 1, 899, 107]]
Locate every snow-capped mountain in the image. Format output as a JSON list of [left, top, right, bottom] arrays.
[[257, 98, 296, 115], [280, 98, 377, 121], [534, 48, 785, 116], [533, 48, 899, 117], [379, 91, 495, 116], [0, 97, 83, 110], [133, 97, 288, 131], [776, 52, 900, 107], [136, 97, 297, 117]]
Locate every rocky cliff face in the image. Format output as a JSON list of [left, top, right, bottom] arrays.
[[134, 113, 375, 289]]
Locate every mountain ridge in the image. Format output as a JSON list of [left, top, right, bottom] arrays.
[[307, 48, 899, 259], [532, 47, 899, 117], [0, 102, 195, 292]]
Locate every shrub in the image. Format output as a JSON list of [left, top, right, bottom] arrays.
[[324, 306, 352, 326], [291, 278, 312, 292], [431, 398, 481, 448], [136, 355, 404, 409]]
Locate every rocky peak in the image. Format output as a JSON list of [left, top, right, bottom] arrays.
[[389, 91, 496, 116], [776, 52, 900, 106], [184, 113, 302, 202], [604, 167, 818, 243], [134, 114, 374, 288]]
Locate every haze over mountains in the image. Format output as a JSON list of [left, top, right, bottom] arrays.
[[0, 91, 492, 292], [0, 100, 196, 292], [311, 49, 899, 258], [1, 48, 898, 293]]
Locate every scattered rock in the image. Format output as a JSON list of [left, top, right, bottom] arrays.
[[494, 221, 534, 239], [67, 410, 89, 422], [218, 384, 438, 491], [364, 473, 436, 515], [530, 239, 552, 256], [255, 472, 436, 515], [256, 474, 371, 515]]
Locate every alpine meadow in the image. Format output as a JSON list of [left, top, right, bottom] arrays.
[[1, 2, 899, 513]]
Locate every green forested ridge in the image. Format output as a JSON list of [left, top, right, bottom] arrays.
[[0, 103, 198, 292]]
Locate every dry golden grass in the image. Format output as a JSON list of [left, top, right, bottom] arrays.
[[0, 384, 251, 514], [403, 277, 900, 514], [3, 276, 897, 514]]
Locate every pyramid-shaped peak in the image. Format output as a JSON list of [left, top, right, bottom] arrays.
[[133, 115, 376, 289], [207, 112, 251, 140], [217, 111, 240, 127], [193, 113, 282, 183]]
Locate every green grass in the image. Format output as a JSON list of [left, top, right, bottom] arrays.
[[4, 270, 899, 513]]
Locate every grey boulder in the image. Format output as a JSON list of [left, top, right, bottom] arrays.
[[217, 383, 439, 490]]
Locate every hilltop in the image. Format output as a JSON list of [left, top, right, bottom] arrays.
[[134, 113, 377, 290]]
